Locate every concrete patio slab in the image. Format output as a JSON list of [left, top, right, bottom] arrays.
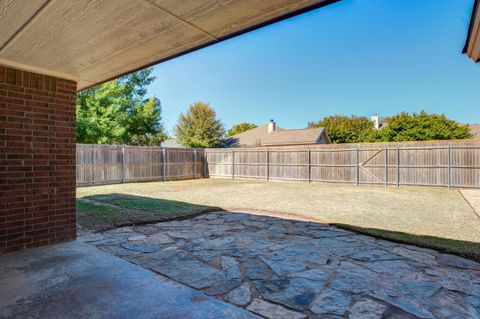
[[84, 211, 480, 318], [461, 189, 480, 220], [0, 241, 258, 319]]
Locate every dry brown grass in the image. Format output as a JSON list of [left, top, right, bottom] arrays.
[[77, 179, 480, 257]]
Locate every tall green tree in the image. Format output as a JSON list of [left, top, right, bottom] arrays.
[[226, 122, 257, 137], [174, 102, 225, 148], [308, 115, 377, 144], [378, 111, 473, 142], [125, 97, 168, 146], [76, 68, 167, 145]]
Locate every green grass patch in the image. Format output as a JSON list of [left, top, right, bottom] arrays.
[[77, 194, 221, 232], [89, 193, 211, 213], [77, 201, 125, 232]]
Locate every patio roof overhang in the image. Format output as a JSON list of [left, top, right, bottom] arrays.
[[464, 0, 480, 62], [0, 0, 338, 91]]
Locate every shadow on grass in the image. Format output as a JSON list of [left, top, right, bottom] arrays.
[[333, 223, 480, 262], [77, 193, 480, 262], [77, 193, 222, 232]]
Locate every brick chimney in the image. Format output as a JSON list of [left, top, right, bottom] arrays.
[[268, 119, 276, 133], [371, 115, 380, 130]]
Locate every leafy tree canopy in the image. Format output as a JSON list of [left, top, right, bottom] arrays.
[[308, 111, 473, 144], [226, 122, 258, 137], [308, 115, 376, 144], [377, 111, 473, 142], [76, 68, 167, 146], [174, 102, 225, 148]]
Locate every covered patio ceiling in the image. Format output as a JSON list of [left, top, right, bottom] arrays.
[[0, 0, 338, 91], [465, 0, 480, 62]]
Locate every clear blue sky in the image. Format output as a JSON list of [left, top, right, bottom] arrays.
[[147, 0, 479, 134]]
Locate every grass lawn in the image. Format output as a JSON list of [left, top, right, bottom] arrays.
[[77, 179, 480, 260], [76, 194, 220, 233]]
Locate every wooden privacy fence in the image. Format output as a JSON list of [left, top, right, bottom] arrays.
[[205, 141, 480, 189], [76, 144, 205, 186], [77, 141, 480, 188]]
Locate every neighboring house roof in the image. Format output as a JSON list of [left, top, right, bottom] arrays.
[[224, 124, 285, 147], [161, 138, 184, 148], [262, 128, 329, 146], [469, 124, 480, 139], [224, 121, 330, 147]]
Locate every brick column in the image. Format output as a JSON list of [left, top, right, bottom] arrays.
[[0, 65, 77, 253]]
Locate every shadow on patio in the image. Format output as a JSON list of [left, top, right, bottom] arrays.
[[78, 192, 480, 262], [81, 209, 480, 318], [334, 224, 480, 262], [77, 193, 222, 233]]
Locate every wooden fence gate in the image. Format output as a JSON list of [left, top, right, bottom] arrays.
[[205, 141, 480, 188]]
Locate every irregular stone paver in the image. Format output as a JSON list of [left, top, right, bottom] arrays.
[[427, 289, 479, 318], [205, 280, 241, 296], [247, 299, 307, 319], [466, 295, 480, 313], [221, 256, 242, 281], [253, 278, 318, 311], [152, 252, 225, 289], [370, 290, 435, 318], [242, 257, 273, 280], [288, 268, 330, 282], [350, 249, 402, 262], [85, 211, 480, 318], [348, 299, 387, 319], [259, 254, 306, 276], [128, 234, 147, 241], [392, 246, 439, 265], [227, 284, 252, 306], [142, 233, 174, 245], [120, 242, 159, 253], [438, 254, 480, 270], [330, 261, 377, 294], [311, 289, 352, 315], [364, 259, 416, 275], [167, 230, 212, 239]]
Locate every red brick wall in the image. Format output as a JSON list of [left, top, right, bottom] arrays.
[[0, 65, 77, 253]]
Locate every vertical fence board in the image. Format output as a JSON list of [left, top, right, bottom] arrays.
[[204, 141, 480, 188], [76, 145, 204, 186], [77, 141, 480, 188]]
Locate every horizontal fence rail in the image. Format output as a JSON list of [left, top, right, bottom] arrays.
[[205, 141, 480, 189], [76, 144, 204, 186]]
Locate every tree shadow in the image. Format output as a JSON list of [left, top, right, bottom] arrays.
[[77, 192, 480, 262], [77, 193, 222, 232]]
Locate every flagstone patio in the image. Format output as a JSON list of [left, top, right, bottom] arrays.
[[82, 211, 480, 319]]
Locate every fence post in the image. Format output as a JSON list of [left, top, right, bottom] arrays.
[[193, 149, 197, 179], [396, 146, 400, 188], [384, 146, 388, 187], [163, 148, 166, 181], [203, 150, 207, 178], [231, 150, 235, 180], [307, 149, 311, 183], [447, 144, 451, 189], [121, 146, 125, 183], [356, 147, 360, 186], [266, 149, 269, 181]]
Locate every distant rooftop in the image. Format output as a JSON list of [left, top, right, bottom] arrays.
[[469, 124, 480, 139], [161, 138, 184, 148], [224, 120, 330, 147]]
